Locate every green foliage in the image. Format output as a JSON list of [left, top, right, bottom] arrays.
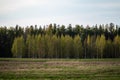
[[12, 36, 25, 58], [0, 23, 120, 58], [104, 39, 113, 58], [74, 35, 83, 58], [113, 35, 120, 57], [95, 35, 100, 58], [99, 35, 106, 58]]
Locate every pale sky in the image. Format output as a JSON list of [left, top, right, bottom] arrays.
[[0, 0, 120, 27]]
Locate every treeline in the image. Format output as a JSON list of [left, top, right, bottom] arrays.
[[0, 23, 120, 58]]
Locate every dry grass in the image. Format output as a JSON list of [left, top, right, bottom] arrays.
[[0, 58, 120, 80]]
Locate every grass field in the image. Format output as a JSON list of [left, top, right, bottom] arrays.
[[0, 58, 120, 80]]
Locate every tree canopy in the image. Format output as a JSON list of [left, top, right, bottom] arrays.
[[0, 23, 120, 58]]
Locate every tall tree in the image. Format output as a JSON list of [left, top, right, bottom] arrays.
[[26, 35, 32, 58], [99, 34, 106, 58], [74, 35, 83, 58], [113, 35, 120, 58], [95, 35, 100, 58], [60, 35, 66, 58], [64, 35, 74, 58], [12, 36, 25, 58], [104, 39, 113, 58], [86, 35, 92, 58], [36, 35, 42, 58]]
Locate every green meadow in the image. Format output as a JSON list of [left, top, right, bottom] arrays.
[[0, 58, 120, 80]]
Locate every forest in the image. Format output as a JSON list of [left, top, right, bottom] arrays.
[[0, 23, 120, 58]]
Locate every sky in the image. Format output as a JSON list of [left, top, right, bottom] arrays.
[[0, 0, 120, 27]]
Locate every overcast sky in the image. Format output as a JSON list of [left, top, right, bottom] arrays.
[[0, 0, 120, 27]]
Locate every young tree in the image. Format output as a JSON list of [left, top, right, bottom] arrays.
[[74, 35, 83, 58], [104, 39, 113, 58], [33, 35, 38, 58], [83, 38, 87, 58], [12, 36, 25, 58], [60, 35, 66, 58], [99, 34, 106, 58], [36, 35, 42, 58], [95, 35, 100, 58], [64, 35, 74, 58], [39, 35, 47, 58], [86, 35, 92, 58], [113, 35, 120, 58], [44, 34, 50, 58], [12, 37, 18, 57], [26, 35, 32, 58], [49, 35, 59, 58]]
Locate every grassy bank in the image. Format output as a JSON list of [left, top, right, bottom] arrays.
[[0, 58, 120, 80]]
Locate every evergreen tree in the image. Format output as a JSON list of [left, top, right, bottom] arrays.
[[0, 23, 120, 58]]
